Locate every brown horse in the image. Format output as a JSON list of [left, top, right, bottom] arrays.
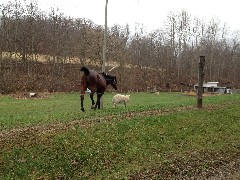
[[80, 67, 117, 112]]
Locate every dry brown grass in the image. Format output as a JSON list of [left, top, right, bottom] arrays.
[[184, 91, 221, 97]]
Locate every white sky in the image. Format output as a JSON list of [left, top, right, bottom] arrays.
[[2, 0, 240, 33]]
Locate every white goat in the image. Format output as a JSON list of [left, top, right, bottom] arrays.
[[112, 94, 130, 108]]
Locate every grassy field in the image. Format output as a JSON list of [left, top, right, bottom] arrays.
[[0, 92, 240, 179], [0, 92, 197, 130]]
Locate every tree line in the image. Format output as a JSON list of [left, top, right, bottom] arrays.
[[0, 1, 240, 93]]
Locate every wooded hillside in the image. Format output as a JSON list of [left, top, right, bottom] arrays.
[[0, 1, 239, 93]]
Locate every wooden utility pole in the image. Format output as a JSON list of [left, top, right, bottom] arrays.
[[197, 56, 205, 109], [102, 0, 108, 73]]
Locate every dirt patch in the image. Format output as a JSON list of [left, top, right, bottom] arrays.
[[129, 152, 240, 179]]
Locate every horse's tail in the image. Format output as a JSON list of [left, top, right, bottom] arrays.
[[80, 67, 90, 76]]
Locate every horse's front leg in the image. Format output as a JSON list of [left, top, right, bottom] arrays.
[[95, 93, 103, 110], [90, 92, 95, 109]]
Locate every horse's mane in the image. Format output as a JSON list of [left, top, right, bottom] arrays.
[[101, 72, 115, 79]]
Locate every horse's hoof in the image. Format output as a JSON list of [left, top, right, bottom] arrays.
[[81, 108, 85, 112], [91, 105, 95, 109]]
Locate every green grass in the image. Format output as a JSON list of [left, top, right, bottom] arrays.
[[0, 92, 187, 129], [0, 92, 240, 179], [1, 92, 239, 130]]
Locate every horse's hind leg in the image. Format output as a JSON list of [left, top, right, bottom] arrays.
[[95, 93, 103, 110], [80, 95, 85, 112], [90, 93, 95, 109]]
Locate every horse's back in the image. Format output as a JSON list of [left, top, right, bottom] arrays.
[[83, 70, 106, 92]]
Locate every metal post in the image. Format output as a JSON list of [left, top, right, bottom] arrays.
[[102, 0, 108, 73], [197, 56, 205, 109]]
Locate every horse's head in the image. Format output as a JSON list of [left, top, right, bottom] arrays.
[[111, 75, 117, 90], [102, 73, 117, 90]]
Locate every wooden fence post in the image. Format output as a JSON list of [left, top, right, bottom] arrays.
[[197, 56, 205, 109]]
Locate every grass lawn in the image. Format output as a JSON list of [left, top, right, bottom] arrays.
[[0, 92, 240, 179], [0, 92, 198, 130]]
